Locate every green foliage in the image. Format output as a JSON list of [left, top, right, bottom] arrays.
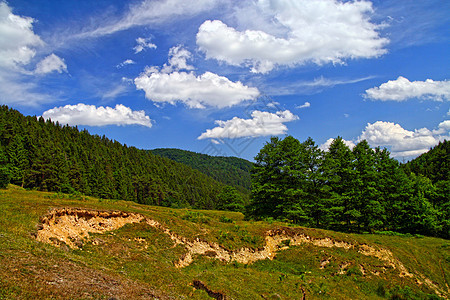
[[0, 105, 235, 210], [219, 216, 233, 223], [151, 148, 254, 193], [217, 186, 245, 212], [248, 136, 449, 238], [181, 211, 211, 224], [0, 148, 10, 189]]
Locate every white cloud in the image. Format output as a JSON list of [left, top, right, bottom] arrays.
[[116, 59, 135, 68], [0, 2, 43, 69], [364, 76, 450, 101], [266, 76, 375, 96], [135, 71, 259, 109], [42, 103, 153, 127], [359, 121, 449, 157], [196, 0, 388, 73], [76, 0, 219, 38], [0, 70, 51, 106], [101, 85, 128, 100], [320, 120, 449, 158], [134, 46, 259, 109], [198, 110, 298, 139], [319, 138, 356, 151], [161, 45, 194, 73], [296, 102, 310, 109], [133, 37, 156, 53], [34, 53, 67, 74], [0, 3, 60, 105]]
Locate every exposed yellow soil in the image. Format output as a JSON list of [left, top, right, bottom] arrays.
[[36, 208, 144, 249], [35, 208, 447, 298]]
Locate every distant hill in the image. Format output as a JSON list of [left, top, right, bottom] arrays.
[[404, 140, 449, 183], [151, 148, 254, 193], [0, 105, 232, 210]]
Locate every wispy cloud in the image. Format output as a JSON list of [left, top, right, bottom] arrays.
[[374, 1, 450, 48], [266, 76, 375, 96], [34, 54, 68, 75], [134, 37, 157, 53], [296, 102, 310, 109], [72, 0, 219, 39], [116, 59, 135, 69]]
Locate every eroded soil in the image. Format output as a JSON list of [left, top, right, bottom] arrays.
[[35, 208, 448, 298]]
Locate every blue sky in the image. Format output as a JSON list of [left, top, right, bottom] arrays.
[[1, 0, 449, 161]]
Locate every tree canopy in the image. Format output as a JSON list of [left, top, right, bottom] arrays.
[[248, 136, 449, 238]]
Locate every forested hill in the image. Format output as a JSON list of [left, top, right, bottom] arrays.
[[151, 148, 253, 193], [403, 140, 449, 183], [0, 105, 232, 209]]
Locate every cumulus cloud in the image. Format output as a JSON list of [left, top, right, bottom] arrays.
[[34, 53, 67, 74], [296, 102, 310, 109], [135, 71, 259, 109], [320, 120, 449, 158], [0, 3, 61, 105], [161, 45, 194, 73], [42, 103, 153, 127], [197, 0, 388, 73], [0, 2, 43, 69], [319, 138, 356, 151], [134, 46, 259, 108], [358, 120, 449, 157], [116, 59, 135, 68], [133, 37, 157, 53], [364, 76, 450, 101], [198, 110, 298, 139]]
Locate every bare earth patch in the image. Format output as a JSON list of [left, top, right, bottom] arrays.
[[35, 208, 447, 298]]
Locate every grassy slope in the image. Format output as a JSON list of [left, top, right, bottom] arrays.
[[0, 185, 448, 299]]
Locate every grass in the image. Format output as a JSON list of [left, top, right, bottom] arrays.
[[0, 185, 448, 299]]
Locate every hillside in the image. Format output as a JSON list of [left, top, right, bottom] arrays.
[[0, 105, 232, 210], [0, 185, 448, 299], [404, 140, 449, 184], [151, 148, 253, 193]]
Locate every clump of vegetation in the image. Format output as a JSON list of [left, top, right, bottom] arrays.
[[247, 136, 449, 239], [181, 211, 211, 224]]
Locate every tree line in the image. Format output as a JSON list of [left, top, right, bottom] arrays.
[[0, 105, 245, 210], [247, 136, 449, 238]]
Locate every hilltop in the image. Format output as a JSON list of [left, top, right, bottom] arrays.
[[0, 185, 448, 299], [151, 148, 253, 193]]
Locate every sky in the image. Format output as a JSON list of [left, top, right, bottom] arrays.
[[1, 0, 449, 161]]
